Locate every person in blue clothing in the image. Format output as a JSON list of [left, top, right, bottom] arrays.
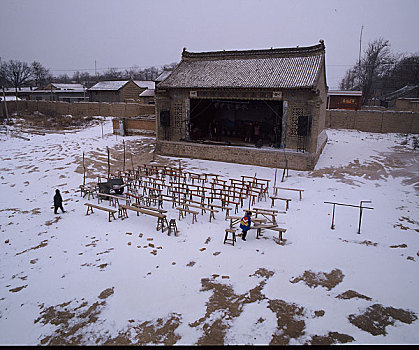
[[240, 211, 252, 241]]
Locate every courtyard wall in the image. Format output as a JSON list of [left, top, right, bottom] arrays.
[[0, 100, 155, 118], [326, 109, 419, 134]]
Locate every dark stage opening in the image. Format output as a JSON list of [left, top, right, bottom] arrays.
[[189, 99, 283, 147]]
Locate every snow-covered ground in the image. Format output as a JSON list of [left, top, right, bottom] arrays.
[[0, 120, 418, 345]]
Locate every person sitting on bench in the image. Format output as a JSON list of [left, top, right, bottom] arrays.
[[240, 211, 252, 241]]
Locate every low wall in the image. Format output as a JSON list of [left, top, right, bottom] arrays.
[[156, 137, 328, 171], [0, 100, 155, 118], [326, 109, 419, 134], [112, 117, 156, 135]]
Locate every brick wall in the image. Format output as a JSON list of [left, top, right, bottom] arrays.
[[156, 137, 328, 171], [112, 117, 156, 135], [326, 109, 419, 134], [1, 100, 155, 118]]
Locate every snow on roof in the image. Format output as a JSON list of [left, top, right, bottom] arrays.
[[88, 81, 129, 91], [328, 90, 362, 96], [139, 89, 155, 97], [51, 83, 84, 90], [3, 87, 36, 93], [133, 81, 155, 89], [380, 84, 419, 101], [0, 96, 21, 101], [155, 70, 173, 83]]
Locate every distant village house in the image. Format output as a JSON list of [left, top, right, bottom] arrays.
[[327, 90, 362, 110], [88, 80, 154, 103], [30, 83, 88, 103]]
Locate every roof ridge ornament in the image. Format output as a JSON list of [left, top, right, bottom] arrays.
[[182, 42, 325, 60]]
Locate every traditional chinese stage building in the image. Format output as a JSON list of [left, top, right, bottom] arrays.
[[155, 40, 328, 171]]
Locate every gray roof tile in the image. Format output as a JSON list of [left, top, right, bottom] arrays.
[[158, 43, 325, 89]]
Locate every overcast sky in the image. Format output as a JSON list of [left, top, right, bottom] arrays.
[[1, 0, 418, 88]]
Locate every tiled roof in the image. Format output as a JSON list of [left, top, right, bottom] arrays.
[[155, 70, 173, 82], [380, 84, 419, 101], [158, 43, 325, 89], [133, 80, 155, 89], [139, 89, 155, 97], [88, 81, 129, 91], [51, 83, 84, 90]]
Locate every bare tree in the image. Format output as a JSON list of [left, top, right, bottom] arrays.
[[55, 74, 71, 83], [0, 59, 32, 89], [339, 67, 358, 90], [340, 38, 398, 104], [124, 65, 141, 80], [359, 38, 397, 104], [31, 61, 51, 87], [102, 67, 123, 80], [0, 60, 32, 113], [386, 54, 419, 90]]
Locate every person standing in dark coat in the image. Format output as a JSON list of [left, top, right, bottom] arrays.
[[53, 189, 65, 214]]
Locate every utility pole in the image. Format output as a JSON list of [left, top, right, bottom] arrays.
[[358, 25, 364, 66], [0, 58, 10, 123], [357, 25, 364, 92]]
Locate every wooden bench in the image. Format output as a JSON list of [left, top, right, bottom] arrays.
[[270, 196, 292, 211], [224, 228, 237, 246], [125, 192, 143, 206], [206, 202, 232, 219], [225, 215, 242, 229], [176, 207, 199, 224], [252, 224, 277, 239], [134, 204, 167, 214], [160, 194, 177, 208], [118, 204, 169, 231], [252, 224, 287, 240], [221, 199, 240, 214], [97, 193, 125, 207], [252, 207, 282, 224], [273, 187, 304, 200], [80, 185, 96, 200], [268, 227, 287, 241], [181, 202, 219, 222], [85, 203, 117, 222]]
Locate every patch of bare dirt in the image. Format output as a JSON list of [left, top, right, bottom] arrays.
[[268, 299, 306, 344], [306, 331, 354, 345], [360, 240, 378, 247], [394, 216, 419, 232], [16, 240, 48, 256], [45, 216, 62, 226], [191, 269, 274, 345], [310, 149, 419, 189], [35, 288, 114, 345], [336, 290, 372, 301], [290, 269, 344, 291], [339, 238, 378, 246], [35, 287, 183, 345], [102, 314, 182, 345], [8, 112, 101, 131], [190, 267, 328, 345], [309, 159, 388, 186], [348, 304, 417, 336], [9, 285, 27, 293], [390, 243, 408, 248]]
